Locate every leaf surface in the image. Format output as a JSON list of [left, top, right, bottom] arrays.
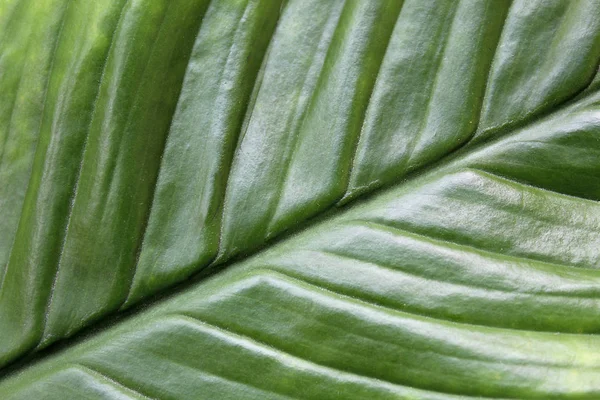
[[2, 0, 600, 398]]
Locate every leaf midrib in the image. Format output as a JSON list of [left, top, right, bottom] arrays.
[[2, 47, 598, 383]]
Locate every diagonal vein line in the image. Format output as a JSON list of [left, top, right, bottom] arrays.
[[0, 0, 33, 166], [0, 0, 38, 288], [123, 0, 215, 305], [264, 0, 348, 236], [351, 218, 590, 274], [140, 348, 300, 400], [343, 1, 405, 198], [318, 244, 600, 303], [171, 313, 510, 399], [213, 0, 283, 257], [42, 0, 130, 341], [5, 0, 600, 381], [470, 0, 513, 137], [0, 0, 73, 293], [95, 0, 172, 215], [21, 71, 600, 373], [148, 315, 303, 400], [22, 76, 596, 369], [75, 364, 156, 400], [404, 1, 460, 167]]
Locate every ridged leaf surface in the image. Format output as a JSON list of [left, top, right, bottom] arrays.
[[2, 0, 600, 398]]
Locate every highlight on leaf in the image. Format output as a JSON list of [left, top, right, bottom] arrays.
[[1, 0, 600, 398]]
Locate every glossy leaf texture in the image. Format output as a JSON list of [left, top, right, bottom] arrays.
[[2, 0, 600, 398]]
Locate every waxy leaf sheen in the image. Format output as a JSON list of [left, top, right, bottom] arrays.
[[1, 0, 600, 398]]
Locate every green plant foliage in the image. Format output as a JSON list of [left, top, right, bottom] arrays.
[[2, 0, 600, 398]]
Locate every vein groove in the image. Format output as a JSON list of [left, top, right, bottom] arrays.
[[405, 2, 460, 167], [171, 314, 507, 399], [76, 364, 157, 400], [263, 0, 347, 238], [0, 0, 73, 294], [124, 0, 217, 303], [41, 0, 130, 342], [342, 0, 405, 201]]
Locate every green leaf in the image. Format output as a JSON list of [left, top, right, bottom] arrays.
[[2, 0, 600, 398]]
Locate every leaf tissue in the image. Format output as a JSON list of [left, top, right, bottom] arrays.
[[1, 0, 600, 398]]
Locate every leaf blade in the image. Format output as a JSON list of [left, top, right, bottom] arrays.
[[2, 1, 600, 398]]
